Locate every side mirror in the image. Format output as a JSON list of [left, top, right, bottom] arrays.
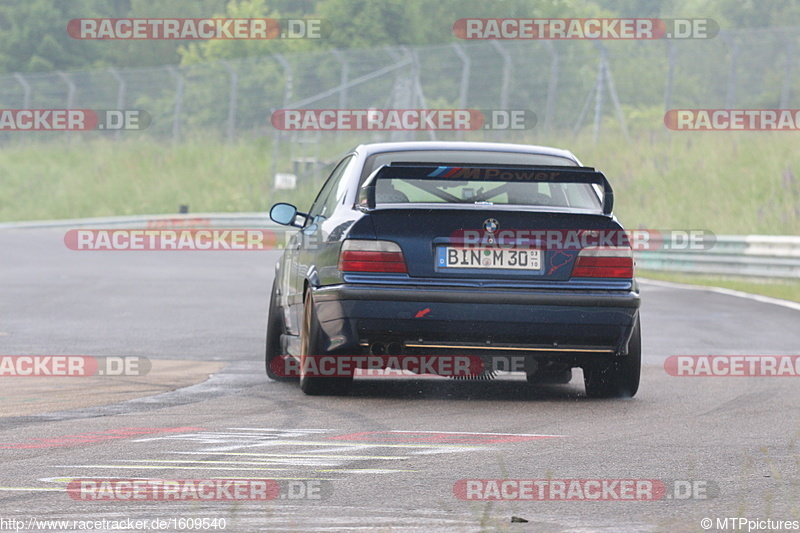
[[270, 203, 304, 227]]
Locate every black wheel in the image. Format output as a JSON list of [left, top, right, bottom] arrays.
[[299, 287, 352, 396], [583, 316, 641, 398], [266, 278, 295, 381]]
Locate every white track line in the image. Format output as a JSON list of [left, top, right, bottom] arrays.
[[639, 277, 800, 312]]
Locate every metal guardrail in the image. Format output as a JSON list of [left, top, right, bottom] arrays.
[[635, 235, 800, 279], [0, 212, 280, 230], [1, 215, 797, 278], [0, 212, 294, 249]]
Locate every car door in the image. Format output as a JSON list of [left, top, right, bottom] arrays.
[[287, 155, 355, 333]]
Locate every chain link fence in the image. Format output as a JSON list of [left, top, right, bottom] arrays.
[[0, 26, 797, 148]]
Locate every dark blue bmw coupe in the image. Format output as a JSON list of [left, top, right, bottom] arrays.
[[266, 141, 641, 398]]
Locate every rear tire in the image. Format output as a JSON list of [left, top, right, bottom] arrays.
[[299, 287, 353, 396], [266, 278, 294, 381], [583, 316, 641, 399]]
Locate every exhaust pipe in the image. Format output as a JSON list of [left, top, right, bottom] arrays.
[[369, 341, 404, 356], [370, 342, 386, 355], [386, 342, 403, 356]]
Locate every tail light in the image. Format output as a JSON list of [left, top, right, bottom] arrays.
[[338, 240, 407, 273], [571, 246, 634, 278]]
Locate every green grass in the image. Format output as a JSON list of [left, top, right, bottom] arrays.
[[0, 130, 799, 237], [0, 136, 352, 222], [639, 270, 800, 304], [564, 130, 800, 235]]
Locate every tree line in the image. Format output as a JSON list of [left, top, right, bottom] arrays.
[[0, 0, 798, 73]]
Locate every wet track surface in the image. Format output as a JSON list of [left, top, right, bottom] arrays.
[[2, 229, 800, 532]]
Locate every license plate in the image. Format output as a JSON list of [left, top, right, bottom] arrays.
[[437, 247, 542, 271]]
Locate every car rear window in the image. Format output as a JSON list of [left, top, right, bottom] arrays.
[[362, 150, 600, 210]]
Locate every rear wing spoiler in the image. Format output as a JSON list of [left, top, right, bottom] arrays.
[[358, 164, 615, 215]]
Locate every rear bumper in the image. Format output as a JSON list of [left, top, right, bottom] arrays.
[[310, 282, 640, 358]]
